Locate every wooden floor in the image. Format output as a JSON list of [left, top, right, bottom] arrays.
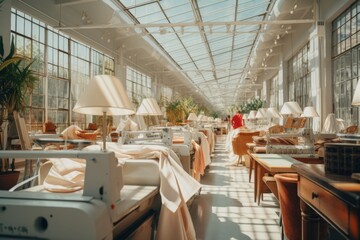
[[190, 135, 281, 240]]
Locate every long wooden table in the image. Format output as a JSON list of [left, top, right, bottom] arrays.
[[293, 163, 360, 240], [251, 153, 301, 205]]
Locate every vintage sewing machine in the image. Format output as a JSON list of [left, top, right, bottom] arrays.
[[0, 150, 159, 239], [266, 128, 316, 157], [122, 127, 194, 175]]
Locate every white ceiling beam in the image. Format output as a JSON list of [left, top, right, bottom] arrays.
[[55, 19, 315, 30], [54, 0, 98, 7], [150, 66, 279, 73]]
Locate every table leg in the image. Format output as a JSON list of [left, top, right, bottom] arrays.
[[256, 164, 266, 205], [254, 161, 258, 202], [300, 199, 320, 240]]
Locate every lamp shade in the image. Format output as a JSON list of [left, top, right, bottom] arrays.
[[248, 110, 257, 119], [73, 75, 135, 151], [266, 107, 282, 118], [73, 75, 135, 115], [242, 114, 249, 120], [301, 106, 319, 118], [280, 101, 302, 115], [352, 80, 360, 106], [187, 113, 198, 121], [255, 108, 267, 119], [136, 98, 162, 116]]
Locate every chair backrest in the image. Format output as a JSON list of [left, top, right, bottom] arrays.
[[232, 131, 260, 156], [345, 125, 358, 134], [274, 173, 301, 240], [268, 124, 284, 134], [13, 111, 32, 150]]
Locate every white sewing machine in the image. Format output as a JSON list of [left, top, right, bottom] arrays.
[[122, 127, 194, 175], [266, 128, 316, 157], [0, 150, 159, 239]]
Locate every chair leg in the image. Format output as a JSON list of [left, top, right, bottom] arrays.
[[237, 155, 242, 166], [249, 156, 253, 182]]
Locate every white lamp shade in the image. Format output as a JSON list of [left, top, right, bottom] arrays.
[[266, 107, 282, 118], [187, 113, 198, 121], [242, 114, 249, 120], [352, 80, 360, 106], [197, 114, 203, 121], [73, 75, 135, 115], [136, 98, 163, 116], [255, 108, 267, 119], [248, 110, 257, 119], [301, 106, 319, 118], [280, 101, 302, 115]]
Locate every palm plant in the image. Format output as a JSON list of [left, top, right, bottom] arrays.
[[0, 35, 38, 172]]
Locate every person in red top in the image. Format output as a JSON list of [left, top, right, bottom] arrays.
[[231, 111, 243, 129]]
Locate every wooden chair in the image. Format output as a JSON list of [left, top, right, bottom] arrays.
[[274, 173, 301, 240], [232, 131, 260, 166], [13, 111, 33, 151], [345, 125, 358, 134], [13, 111, 42, 187]]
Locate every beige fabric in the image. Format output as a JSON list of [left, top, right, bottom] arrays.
[[197, 132, 211, 166], [191, 140, 205, 181], [322, 113, 339, 133], [61, 125, 83, 139], [44, 158, 85, 192], [43, 143, 200, 240]]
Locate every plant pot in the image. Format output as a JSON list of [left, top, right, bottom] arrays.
[[0, 171, 20, 190]]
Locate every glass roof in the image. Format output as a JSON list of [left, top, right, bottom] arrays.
[[117, 0, 272, 111]]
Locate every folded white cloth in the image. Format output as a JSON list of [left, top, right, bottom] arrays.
[[322, 113, 339, 133]]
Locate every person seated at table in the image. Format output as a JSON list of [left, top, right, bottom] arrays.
[[231, 111, 243, 130]]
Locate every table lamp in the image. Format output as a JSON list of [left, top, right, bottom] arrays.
[[136, 98, 163, 128], [301, 106, 319, 118], [280, 102, 302, 129], [266, 107, 282, 125], [187, 112, 198, 127], [255, 108, 267, 119], [187, 112, 198, 121], [301, 106, 319, 129], [266, 107, 282, 118], [73, 75, 135, 151], [280, 101, 302, 115], [248, 110, 257, 119]]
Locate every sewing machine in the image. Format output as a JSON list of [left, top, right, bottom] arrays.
[[0, 150, 159, 239], [266, 128, 316, 157], [123, 127, 194, 175]]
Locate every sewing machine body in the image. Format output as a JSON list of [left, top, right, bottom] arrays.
[[122, 127, 194, 175], [0, 191, 113, 239], [0, 150, 159, 239], [266, 128, 315, 155]]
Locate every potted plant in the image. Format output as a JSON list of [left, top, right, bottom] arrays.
[[0, 35, 38, 190]]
